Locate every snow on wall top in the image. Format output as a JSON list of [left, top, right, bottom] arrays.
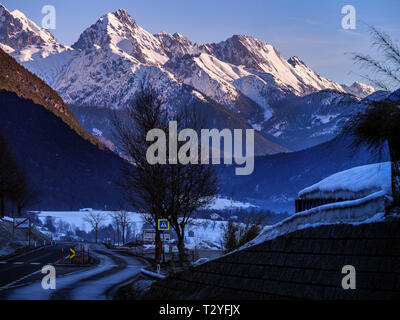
[[299, 162, 392, 200]]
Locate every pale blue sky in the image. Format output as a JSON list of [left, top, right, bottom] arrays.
[[2, 0, 400, 86]]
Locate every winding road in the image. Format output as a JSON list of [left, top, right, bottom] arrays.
[[0, 243, 146, 300]]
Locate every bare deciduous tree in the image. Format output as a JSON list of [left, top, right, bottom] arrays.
[[84, 212, 106, 243], [111, 212, 121, 246], [112, 86, 169, 260], [113, 86, 219, 264], [163, 116, 219, 263], [112, 210, 131, 244]]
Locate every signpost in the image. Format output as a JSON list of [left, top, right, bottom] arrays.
[[158, 219, 169, 231], [70, 247, 75, 263], [143, 230, 170, 243], [14, 217, 30, 229], [14, 217, 31, 246], [157, 219, 170, 274]]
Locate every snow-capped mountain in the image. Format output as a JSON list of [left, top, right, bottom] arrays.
[[0, 5, 375, 154], [154, 32, 201, 58], [0, 4, 57, 50], [0, 4, 69, 61], [164, 52, 283, 121], [341, 81, 376, 98], [200, 35, 345, 95], [72, 9, 169, 66]]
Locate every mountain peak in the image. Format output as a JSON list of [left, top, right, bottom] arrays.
[[107, 8, 137, 28], [341, 81, 375, 98], [10, 9, 26, 19], [154, 31, 198, 58], [114, 8, 130, 16], [230, 34, 253, 40], [72, 9, 138, 50], [287, 56, 306, 67], [72, 9, 168, 65], [0, 3, 58, 50], [0, 3, 7, 12]]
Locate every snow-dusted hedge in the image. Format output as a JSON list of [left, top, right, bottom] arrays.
[[299, 162, 392, 200]]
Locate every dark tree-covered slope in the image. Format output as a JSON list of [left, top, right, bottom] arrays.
[[0, 48, 102, 148], [0, 90, 126, 210]]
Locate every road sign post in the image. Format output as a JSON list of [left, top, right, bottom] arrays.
[[70, 247, 76, 264], [157, 241, 161, 263], [158, 219, 169, 231]]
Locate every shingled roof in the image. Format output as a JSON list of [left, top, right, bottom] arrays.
[[146, 220, 400, 300]]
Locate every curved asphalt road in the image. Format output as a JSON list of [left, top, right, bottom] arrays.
[[0, 244, 146, 300], [0, 243, 70, 289]]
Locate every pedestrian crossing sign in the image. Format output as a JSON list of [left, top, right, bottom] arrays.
[[158, 219, 169, 231]]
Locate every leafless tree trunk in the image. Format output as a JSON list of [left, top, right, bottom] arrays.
[[84, 212, 106, 243], [163, 108, 219, 265], [112, 86, 170, 261], [111, 212, 121, 246], [113, 210, 131, 244], [112, 86, 219, 264]]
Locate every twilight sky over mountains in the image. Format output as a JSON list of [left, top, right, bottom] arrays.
[[1, 0, 400, 86]]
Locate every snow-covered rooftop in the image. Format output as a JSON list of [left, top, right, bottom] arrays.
[[235, 162, 393, 252], [299, 162, 392, 200]]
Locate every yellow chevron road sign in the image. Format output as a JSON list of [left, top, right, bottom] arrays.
[[70, 248, 76, 259]]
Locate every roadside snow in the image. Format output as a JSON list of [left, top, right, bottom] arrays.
[[35, 211, 145, 233], [206, 197, 255, 210]]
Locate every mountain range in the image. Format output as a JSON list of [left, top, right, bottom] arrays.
[[0, 4, 378, 153]]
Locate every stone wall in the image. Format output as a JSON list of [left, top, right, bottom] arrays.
[[146, 220, 400, 300]]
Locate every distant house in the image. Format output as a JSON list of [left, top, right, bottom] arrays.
[[210, 213, 221, 220]]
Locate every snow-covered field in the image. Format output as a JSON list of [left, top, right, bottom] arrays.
[[206, 197, 255, 210], [34, 210, 228, 249], [184, 219, 227, 249], [35, 210, 145, 236]]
